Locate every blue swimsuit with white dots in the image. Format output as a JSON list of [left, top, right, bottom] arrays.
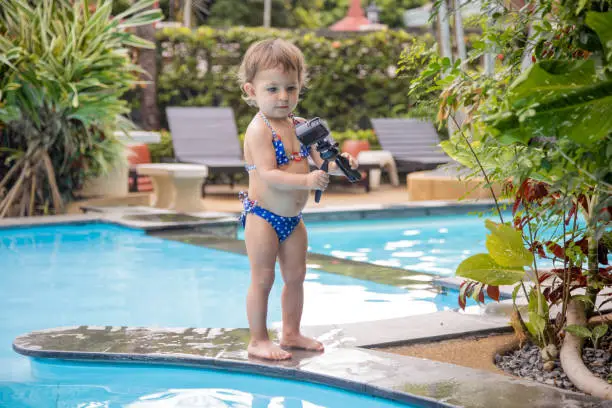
[[240, 112, 310, 242]]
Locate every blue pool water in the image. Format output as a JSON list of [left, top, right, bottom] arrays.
[[304, 212, 515, 276], [0, 223, 445, 407], [3, 360, 413, 407]]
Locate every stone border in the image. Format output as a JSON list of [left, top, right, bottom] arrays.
[[0, 211, 238, 235], [12, 345, 452, 408], [13, 326, 602, 408], [0, 213, 103, 229]]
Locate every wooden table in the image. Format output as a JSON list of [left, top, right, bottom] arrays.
[[136, 164, 208, 212]]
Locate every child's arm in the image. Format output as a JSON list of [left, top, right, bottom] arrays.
[[247, 124, 328, 191]]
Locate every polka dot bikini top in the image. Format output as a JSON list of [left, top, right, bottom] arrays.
[[245, 112, 310, 172]]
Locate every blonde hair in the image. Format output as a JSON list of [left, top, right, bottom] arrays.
[[238, 38, 307, 105]]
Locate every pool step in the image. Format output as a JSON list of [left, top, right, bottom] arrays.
[[150, 231, 440, 289]]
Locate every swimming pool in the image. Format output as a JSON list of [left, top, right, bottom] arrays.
[[0, 222, 452, 407], [3, 359, 415, 407], [304, 212, 513, 276]]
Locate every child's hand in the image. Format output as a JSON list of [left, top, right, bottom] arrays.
[[341, 153, 359, 170], [306, 170, 329, 190]]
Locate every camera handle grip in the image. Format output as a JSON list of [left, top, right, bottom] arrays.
[[314, 160, 329, 203], [335, 155, 362, 182]]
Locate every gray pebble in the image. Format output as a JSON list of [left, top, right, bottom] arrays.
[[495, 332, 612, 394]]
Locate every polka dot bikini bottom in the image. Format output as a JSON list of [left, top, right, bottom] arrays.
[[239, 192, 302, 243]]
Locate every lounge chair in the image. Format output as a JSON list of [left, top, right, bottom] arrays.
[[370, 118, 450, 173], [165, 107, 246, 195]]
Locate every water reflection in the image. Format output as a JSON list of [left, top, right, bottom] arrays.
[[126, 388, 254, 408], [126, 389, 329, 408]]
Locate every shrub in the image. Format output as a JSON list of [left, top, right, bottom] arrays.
[[0, 0, 162, 217], [156, 26, 434, 133]]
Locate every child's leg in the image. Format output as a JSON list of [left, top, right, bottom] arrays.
[[244, 214, 291, 360], [278, 221, 324, 352]]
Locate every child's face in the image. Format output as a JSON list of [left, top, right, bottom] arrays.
[[244, 67, 300, 119]]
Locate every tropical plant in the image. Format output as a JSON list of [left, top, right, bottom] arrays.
[[565, 322, 609, 350], [452, 6, 612, 325], [0, 0, 163, 217], [403, 0, 611, 397]]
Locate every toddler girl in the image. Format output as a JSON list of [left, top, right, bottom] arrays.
[[238, 38, 358, 360]]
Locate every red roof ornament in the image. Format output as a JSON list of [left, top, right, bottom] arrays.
[[329, 0, 372, 31]]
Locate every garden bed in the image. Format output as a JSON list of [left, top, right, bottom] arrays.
[[496, 332, 612, 393]]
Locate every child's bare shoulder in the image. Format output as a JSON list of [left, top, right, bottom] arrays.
[[245, 116, 271, 144]]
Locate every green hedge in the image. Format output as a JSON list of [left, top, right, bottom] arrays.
[[156, 26, 433, 134]]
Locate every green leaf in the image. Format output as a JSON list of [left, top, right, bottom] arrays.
[[585, 11, 612, 63], [489, 60, 612, 145], [120, 33, 156, 49], [572, 295, 595, 307], [528, 311, 547, 338], [528, 287, 549, 317], [592, 324, 609, 340], [485, 220, 534, 267], [118, 9, 164, 29], [456, 253, 525, 285], [576, 0, 589, 15], [0, 106, 21, 123], [69, 83, 79, 108], [472, 40, 485, 50], [512, 283, 522, 303], [112, 0, 158, 21], [565, 324, 592, 338]]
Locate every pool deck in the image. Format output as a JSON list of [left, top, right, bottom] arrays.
[[2, 201, 607, 407], [13, 325, 602, 408]]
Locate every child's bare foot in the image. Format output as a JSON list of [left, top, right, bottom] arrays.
[[248, 340, 292, 360], [280, 333, 325, 352]]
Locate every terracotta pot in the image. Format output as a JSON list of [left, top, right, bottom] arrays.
[[341, 139, 370, 157]]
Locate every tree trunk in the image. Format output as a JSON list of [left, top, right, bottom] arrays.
[[560, 300, 612, 399], [588, 313, 612, 325], [135, 23, 160, 131], [585, 194, 601, 315]]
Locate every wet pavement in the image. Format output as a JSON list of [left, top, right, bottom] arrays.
[[13, 326, 604, 408]]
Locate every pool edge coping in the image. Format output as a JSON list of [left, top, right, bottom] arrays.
[[12, 324, 603, 408], [0, 199, 506, 232], [11, 341, 455, 408]]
